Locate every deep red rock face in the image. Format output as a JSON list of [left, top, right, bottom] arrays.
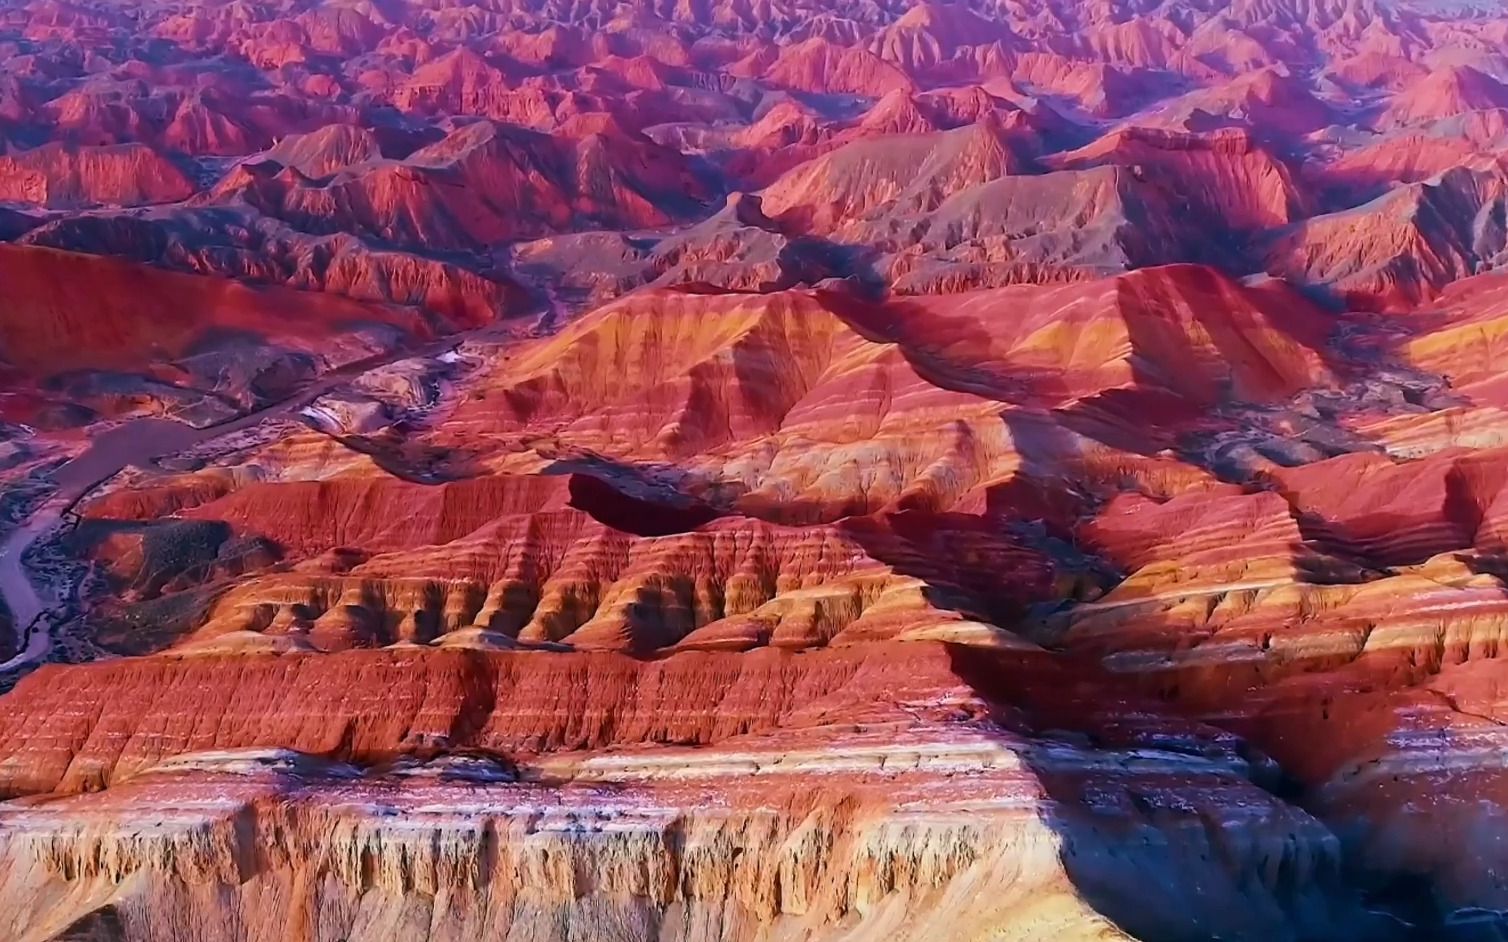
[[6, 1, 1508, 941]]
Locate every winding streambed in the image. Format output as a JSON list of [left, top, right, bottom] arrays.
[[0, 274, 571, 676], [0, 331, 509, 674], [0, 419, 212, 672]]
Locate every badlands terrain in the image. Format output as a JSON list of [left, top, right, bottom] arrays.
[[3, 0, 1508, 938]]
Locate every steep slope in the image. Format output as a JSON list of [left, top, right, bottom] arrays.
[[17, 207, 520, 325], [1049, 127, 1307, 230], [1267, 160, 1508, 306], [257, 123, 386, 177], [758, 38, 916, 97], [865, 165, 1194, 291], [1379, 63, 1508, 127], [0, 643, 1375, 942], [868, 265, 1334, 405], [759, 119, 1023, 236]]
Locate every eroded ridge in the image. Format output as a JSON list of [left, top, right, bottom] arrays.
[[4, 0, 1508, 939]]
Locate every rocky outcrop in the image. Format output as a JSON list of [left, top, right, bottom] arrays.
[[257, 124, 385, 178], [757, 39, 915, 98], [0, 714, 1366, 942], [0, 643, 989, 793], [0, 641, 1386, 941], [760, 119, 1024, 236]]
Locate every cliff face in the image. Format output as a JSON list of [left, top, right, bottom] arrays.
[[0, 644, 1371, 942], [0, 765, 1112, 942], [0, 746, 1302, 942], [0, 645, 983, 793]]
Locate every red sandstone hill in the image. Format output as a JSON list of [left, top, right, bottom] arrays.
[[1266, 159, 1508, 307], [7, 2, 1508, 941], [757, 38, 917, 97], [208, 118, 715, 250], [1317, 109, 1508, 197], [869, 2, 1020, 75], [1049, 127, 1308, 230], [1010, 53, 1154, 118], [258, 124, 387, 178], [15, 206, 521, 325], [0, 245, 377, 370], [759, 118, 1025, 235], [868, 264, 1335, 405], [0, 141, 194, 208], [1144, 67, 1334, 135], [392, 46, 512, 117], [1380, 63, 1508, 127]]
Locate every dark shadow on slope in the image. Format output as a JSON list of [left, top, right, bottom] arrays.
[[0, 593, 11, 663], [809, 262, 1375, 495], [837, 510, 1066, 629], [53, 905, 128, 942], [983, 431, 1508, 941], [546, 459, 722, 537], [565, 472, 721, 536], [944, 642, 1413, 942]]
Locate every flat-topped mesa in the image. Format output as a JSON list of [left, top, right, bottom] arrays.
[[0, 611, 1380, 941], [1049, 126, 1308, 230], [0, 142, 195, 208], [176, 474, 577, 557], [0, 760, 1087, 939], [1078, 125, 1269, 157]]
